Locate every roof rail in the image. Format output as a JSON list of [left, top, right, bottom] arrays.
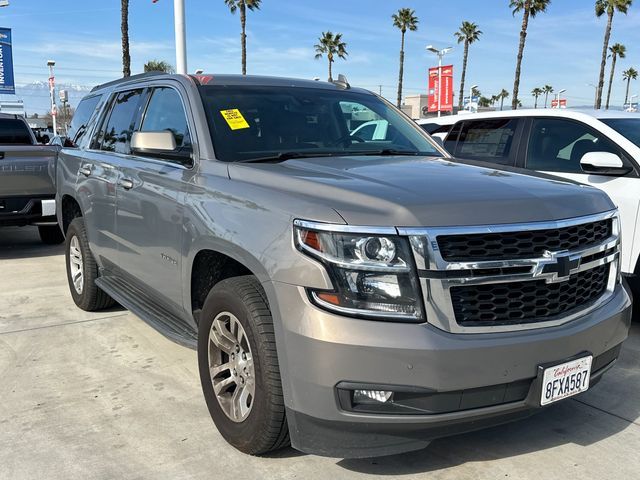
[[90, 71, 170, 92], [331, 74, 350, 89]]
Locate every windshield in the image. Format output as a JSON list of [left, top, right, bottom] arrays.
[[601, 118, 640, 148], [199, 85, 443, 162]]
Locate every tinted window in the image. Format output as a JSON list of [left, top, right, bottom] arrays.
[[527, 118, 619, 173], [443, 122, 461, 153], [199, 85, 441, 162], [98, 89, 145, 154], [454, 118, 519, 165], [67, 95, 101, 147], [0, 118, 33, 144], [601, 118, 640, 148], [140, 87, 191, 149]]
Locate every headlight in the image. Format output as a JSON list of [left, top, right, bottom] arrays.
[[294, 220, 424, 322]]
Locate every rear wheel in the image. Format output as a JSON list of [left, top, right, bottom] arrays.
[[65, 218, 115, 311], [38, 225, 64, 245], [198, 276, 289, 455]]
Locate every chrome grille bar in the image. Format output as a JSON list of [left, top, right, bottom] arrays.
[[399, 210, 621, 334]]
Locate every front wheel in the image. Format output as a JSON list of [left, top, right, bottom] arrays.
[[198, 276, 289, 455]]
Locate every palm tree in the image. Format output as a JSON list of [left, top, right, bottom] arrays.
[[623, 67, 639, 104], [392, 9, 419, 108], [144, 60, 175, 73], [605, 43, 626, 109], [595, 0, 632, 109], [225, 0, 262, 75], [314, 32, 348, 82], [543, 84, 554, 108], [532, 87, 543, 108], [454, 21, 483, 111], [499, 89, 510, 110], [510, 0, 551, 110], [121, 0, 130, 77], [478, 96, 492, 108]]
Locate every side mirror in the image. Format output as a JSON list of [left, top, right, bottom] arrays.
[[130, 131, 192, 165], [580, 152, 632, 176], [131, 131, 177, 152]]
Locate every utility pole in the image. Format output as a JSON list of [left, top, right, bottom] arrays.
[[378, 85, 382, 96], [174, 0, 187, 74], [59, 89, 68, 135], [47, 60, 57, 136]]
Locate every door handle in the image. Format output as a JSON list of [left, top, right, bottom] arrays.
[[79, 164, 92, 177], [118, 178, 134, 190]]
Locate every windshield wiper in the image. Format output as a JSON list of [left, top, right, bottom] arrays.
[[237, 152, 337, 163], [347, 149, 425, 156]]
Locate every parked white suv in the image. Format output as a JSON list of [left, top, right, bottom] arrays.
[[419, 109, 640, 277]]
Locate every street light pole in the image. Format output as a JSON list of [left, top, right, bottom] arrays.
[[426, 45, 453, 118], [47, 60, 57, 136], [174, 0, 187, 74], [555, 88, 566, 108]]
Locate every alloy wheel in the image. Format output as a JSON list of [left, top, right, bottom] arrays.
[[208, 311, 255, 422]]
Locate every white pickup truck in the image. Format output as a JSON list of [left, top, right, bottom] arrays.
[[419, 109, 640, 279]]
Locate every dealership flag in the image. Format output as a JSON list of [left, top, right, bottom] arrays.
[[428, 65, 454, 113], [0, 28, 14, 94]]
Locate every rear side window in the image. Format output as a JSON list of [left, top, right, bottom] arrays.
[[140, 87, 191, 149], [96, 89, 145, 154], [67, 95, 101, 148], [454, 118, 520, 165], [0, 118, 33, 144]]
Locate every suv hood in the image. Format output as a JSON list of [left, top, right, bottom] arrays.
[[229, 156, 614, 227]]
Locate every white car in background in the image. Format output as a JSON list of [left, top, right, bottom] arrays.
[[418, 109, 640, 278]]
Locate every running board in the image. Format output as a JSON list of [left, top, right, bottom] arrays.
[[96, 275, 197, 349]]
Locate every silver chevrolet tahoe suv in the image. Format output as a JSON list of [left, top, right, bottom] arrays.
[[56, 72, 632, 458]]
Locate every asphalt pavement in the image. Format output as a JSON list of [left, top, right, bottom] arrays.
[[1, 226, 639, 480]]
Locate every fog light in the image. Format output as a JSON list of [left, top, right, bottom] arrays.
[[353, 389, 393, 404]]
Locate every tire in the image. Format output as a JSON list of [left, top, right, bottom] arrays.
[[198, 275, 289, 455], [65, 217, 115, 311], [38, 225, 64, 245]]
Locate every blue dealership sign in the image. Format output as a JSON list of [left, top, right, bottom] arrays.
[[0, 28, 15, 94]]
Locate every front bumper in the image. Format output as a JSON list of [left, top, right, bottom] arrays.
[[266, 281, 632, 458]]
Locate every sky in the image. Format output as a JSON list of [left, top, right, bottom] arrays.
[[1, 0, 639, 112]]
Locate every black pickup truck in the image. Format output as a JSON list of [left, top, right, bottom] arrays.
[[0, 113, 63, 244]]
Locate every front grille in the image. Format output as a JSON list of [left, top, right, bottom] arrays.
[[450, 264, 610, 327], [437, 219, 612, 262]]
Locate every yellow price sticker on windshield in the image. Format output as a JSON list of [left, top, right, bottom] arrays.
[[220, 109, 250, 130]]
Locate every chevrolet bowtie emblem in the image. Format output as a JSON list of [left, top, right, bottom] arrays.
[[540, 251, 582, 283]]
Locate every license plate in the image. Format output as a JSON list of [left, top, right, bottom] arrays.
[[540, 356, 592, 406]]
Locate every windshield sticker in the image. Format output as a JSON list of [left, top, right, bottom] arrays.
[[220, 109, 250, 130]]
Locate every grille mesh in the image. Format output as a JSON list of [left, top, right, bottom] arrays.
[[450, 264, 610, 327], [437, 219, 612, 262]]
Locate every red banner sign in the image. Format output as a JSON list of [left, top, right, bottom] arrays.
[[551, 99, 567, 109], [428, 65, 454, 113]]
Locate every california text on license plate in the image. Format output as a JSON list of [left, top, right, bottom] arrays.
[[540, 356, 593, 406]]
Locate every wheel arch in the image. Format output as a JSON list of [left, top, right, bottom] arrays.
[[187, 241, 272, 325], [61, 194, 83, 234]]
